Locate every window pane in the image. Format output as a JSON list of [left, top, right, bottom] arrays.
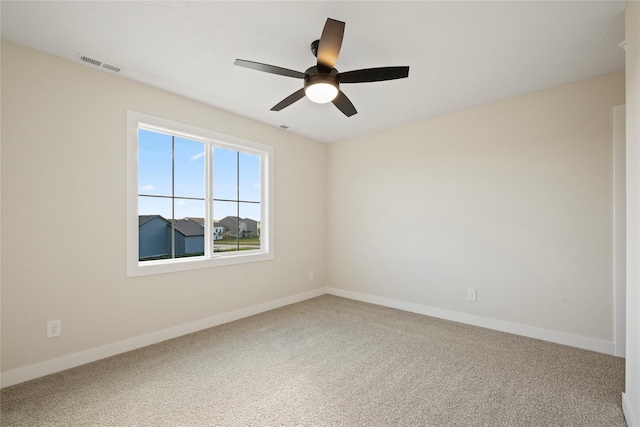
[[139, 196, 172, 219], [239, 152, 260, 202], [174, 198, 204, 222], [138, 130, 172, 196], [213, 200, 238, 253], [239, 202, 261, 251], [138, 196, 171, 261], [213, 147, 238, 201], [174, 137, 205, 199], [170, 214, 205, 258]]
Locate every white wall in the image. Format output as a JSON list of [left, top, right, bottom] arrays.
[[327, 71, 625, 350], [1, 41, 326, 379], [624, 1, 640, 425]]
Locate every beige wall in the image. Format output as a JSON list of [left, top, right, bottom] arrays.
[[1, 41, 326, 373], [327, 71, 625, 342], [1, 34, 632, 391], [625, 1, 640, 424]]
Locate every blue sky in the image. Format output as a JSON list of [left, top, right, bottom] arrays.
[[138, 129, 260, 222]]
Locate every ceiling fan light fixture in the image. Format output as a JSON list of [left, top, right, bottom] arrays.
[[304, 72, 340, 104], [305, 81, 339, 104]]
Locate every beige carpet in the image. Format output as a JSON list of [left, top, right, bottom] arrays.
[[0, 295, 626, 426]]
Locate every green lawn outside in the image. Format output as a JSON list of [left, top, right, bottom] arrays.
[[214, 236, 260, 245]]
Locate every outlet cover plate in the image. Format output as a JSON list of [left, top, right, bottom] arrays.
[[47, 320, 61, 338]]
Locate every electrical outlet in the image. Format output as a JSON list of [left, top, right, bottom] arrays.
[[308, 272, 314, 281], [467, 288, 477, 302], [47, 320, 61, 338]]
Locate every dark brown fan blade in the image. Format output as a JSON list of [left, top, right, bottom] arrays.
[[338, 66, 410, 83], [234, 59, 305, 79], [317, 18, 345, 70], [271, 88, 306, 111], [332, 91, 357, 117]]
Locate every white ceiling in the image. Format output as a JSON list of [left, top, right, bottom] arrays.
[[1, 1, 626, 143]]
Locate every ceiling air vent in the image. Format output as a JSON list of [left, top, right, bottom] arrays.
[[101, 63, 122, 73], [79, 54, 102, 67], [76, 53, 124, 74]]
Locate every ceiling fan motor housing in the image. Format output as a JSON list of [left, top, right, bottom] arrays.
[[304, 66, 339, 91]]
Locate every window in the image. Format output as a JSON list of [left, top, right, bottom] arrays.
[[127, 111, 273, 276]]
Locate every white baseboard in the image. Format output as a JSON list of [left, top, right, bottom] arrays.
[[326, 287, 616, 356], [623, 393, 639, 427], [2, 286, 618, 389], [0, 288, 325, 389]]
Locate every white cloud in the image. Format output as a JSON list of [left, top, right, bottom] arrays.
[[190, 152, 205, 162], [140, 184, 154, 192], [176, 200, 187, 205]]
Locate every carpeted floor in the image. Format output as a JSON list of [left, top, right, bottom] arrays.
[[0, 295, 627, 426]]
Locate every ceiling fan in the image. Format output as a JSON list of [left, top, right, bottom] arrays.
[[234, 18, 410, 117]]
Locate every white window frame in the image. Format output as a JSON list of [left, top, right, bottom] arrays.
[[127, 111, 274, 277]]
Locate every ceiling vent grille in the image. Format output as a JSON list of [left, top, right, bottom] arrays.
[[79, 54, 102, 67], [76, 53, 124, 74], [101, 63, 122, 73]]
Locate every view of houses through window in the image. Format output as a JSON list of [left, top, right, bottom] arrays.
[[138, 128, 261, 261]]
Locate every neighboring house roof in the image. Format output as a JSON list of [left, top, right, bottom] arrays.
[[140, 215, 223, 235], [220, 216, 257, 224], [139, 215, 165, 227], [170, 218, 204, 237], [187, 217, 222, 227]]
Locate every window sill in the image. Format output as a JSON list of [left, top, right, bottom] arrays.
[[127, 251, 274, 277]]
